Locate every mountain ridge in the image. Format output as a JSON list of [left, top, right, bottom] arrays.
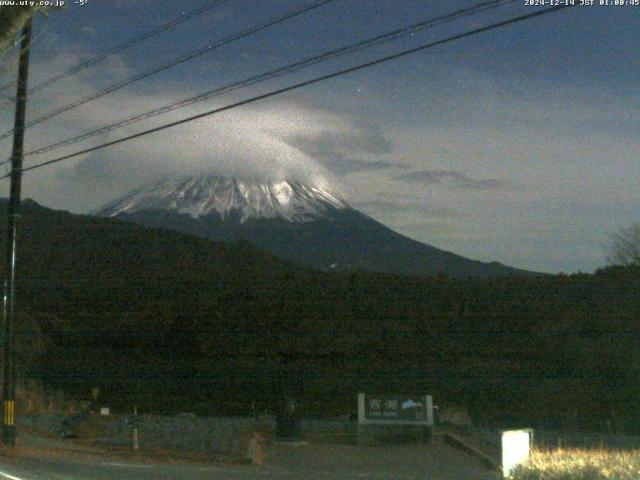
[[96, 175, 538, 278], [96, 176, 348, 223]]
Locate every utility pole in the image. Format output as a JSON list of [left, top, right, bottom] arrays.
[[2, 17, 32, 447]]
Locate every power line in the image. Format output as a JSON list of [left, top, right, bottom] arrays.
[[13, 4, 570, 175], [4, 5, 572, 180], [17, 0, 518, 162], [0, 0, 231, 100], [0, 0, 335, 142]]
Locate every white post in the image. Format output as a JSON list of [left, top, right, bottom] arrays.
[[132, 405, 139, 450], [357, 393, 365, 423], [425, 395, 434, 426], [501, 429, 531, 478]]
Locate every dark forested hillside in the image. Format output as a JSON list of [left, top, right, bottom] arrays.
[[2, 200, 639, 432]]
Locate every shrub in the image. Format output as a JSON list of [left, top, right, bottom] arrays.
[[509, 449, 640, 480]]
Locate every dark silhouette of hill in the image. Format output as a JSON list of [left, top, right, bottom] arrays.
[[1, 199, 638, 432], [116, 208, 536, 278]]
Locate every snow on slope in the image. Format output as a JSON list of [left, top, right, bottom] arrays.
[[96, 176, 349, 223]]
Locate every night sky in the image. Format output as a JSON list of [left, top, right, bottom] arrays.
[[0, 0, 638, 273]]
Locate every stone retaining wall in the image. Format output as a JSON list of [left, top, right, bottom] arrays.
[[102, 415, 265, 452], [19, 413, 70, 435], [18, 414, 276, 454], [18, 414, 367, 452]]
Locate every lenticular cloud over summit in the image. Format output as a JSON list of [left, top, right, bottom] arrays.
[[80, 103, 358, 191]]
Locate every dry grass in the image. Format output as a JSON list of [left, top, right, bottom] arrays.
[[509, 448, 640, 479], [16, 379, 89, 414]]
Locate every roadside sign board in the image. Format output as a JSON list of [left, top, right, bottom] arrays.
[[358, 393, 433, 425]]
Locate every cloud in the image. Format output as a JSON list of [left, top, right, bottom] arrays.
[[56, 102, 349, 204], [355, 198, 460, 218], [80, 26, 96, 38], [2, 38, 407, 208], [0, 51, 363, 211], [395, 169, 508, 191], [21, 68, 408, 211], [2, 47, 421, 211], [284, 119, 402, 175], [300, 155, 402, 176]]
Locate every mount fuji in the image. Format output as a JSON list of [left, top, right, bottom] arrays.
[[95, 175, 533, 278]]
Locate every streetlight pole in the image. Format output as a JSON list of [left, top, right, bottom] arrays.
[[2, 17, 33, 447]]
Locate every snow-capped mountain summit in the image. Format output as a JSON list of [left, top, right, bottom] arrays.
[[96, 176, 348, 223], [95, 174, 535, 278]]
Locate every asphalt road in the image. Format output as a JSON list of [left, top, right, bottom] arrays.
[[0, 437, 499, 479]]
